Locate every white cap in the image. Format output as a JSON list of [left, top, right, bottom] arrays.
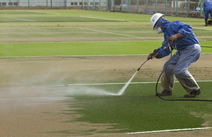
[[150, 13, 164, 29]]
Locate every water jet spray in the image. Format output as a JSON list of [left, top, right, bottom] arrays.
[[117, 49, 160, 96]]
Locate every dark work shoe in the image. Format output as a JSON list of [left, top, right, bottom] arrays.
[[184, 89, 201, 98], [156, 90, 172, 96]]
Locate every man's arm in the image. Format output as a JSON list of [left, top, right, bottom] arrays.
[[169, 33, 184, 42]]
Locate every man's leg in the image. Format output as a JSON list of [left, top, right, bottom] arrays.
[[209, 10, 212, 25], [205, 19, 208, 26], [161, 63, 175, 92], [205, 11, 209, 26], [157, 52, 180, 96], [174, 44, 201, 97], [176, 73, 200, 93]]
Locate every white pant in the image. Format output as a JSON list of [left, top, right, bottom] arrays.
[[161, 44, 201, 93]]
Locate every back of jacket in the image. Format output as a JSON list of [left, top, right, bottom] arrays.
[[157, 21, 199, 58], [166, 21, 199, 50]]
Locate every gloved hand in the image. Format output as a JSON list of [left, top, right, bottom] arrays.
[[147, 50, 160, 60], [147, 53, 154, 60]]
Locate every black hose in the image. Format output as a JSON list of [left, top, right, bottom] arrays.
[[155, 43, 212, 102]]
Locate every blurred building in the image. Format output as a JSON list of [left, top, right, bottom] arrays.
[[0, 0, 107, 8]]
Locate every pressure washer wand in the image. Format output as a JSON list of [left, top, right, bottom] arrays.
[[137, 59, 148, 71], [137, 48, 160, 71]]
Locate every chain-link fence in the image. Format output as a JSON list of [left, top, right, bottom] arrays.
[[0, 0, 204, 17], [113, 0, 204, 17]]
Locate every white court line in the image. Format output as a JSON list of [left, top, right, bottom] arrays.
[[67, 80, 212, 86], [194, 27, 212, 31], [68, 82, 156, 86], [78, 16, 127, 22], [28, 11, 60, 15], [127, 127, 211, 134], [7, 17, 35, 22], [79, 27, 143, 39], [1, 80, 211, 87]]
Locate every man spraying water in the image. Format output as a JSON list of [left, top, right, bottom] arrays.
[[148, 13, 201, 98]]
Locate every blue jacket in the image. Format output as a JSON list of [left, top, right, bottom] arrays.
[[156, 20, 199, 58], [204, 0, 212, 12]]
